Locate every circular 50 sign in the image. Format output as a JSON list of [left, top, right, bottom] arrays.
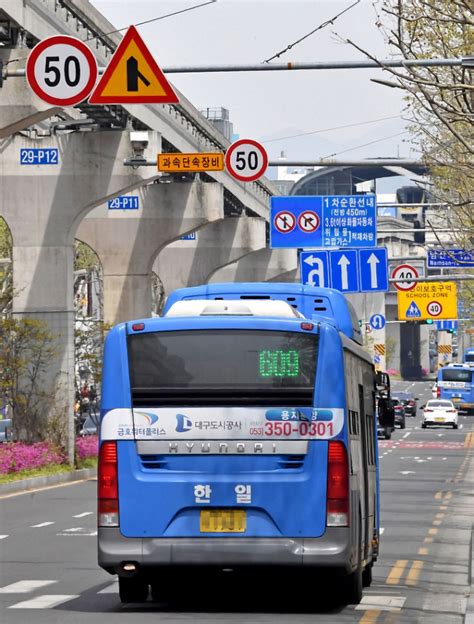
[[26, 36, 98, 106], [225, 139, 268, 182]]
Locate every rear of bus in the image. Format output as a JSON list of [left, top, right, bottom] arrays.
[[437, 365, 474, 414], [98, 301, 370, 604]]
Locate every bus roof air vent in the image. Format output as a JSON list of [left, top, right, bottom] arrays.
[[165, 299, 303, 318]]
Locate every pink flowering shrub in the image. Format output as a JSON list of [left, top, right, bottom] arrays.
[[0, 442, 65, 474], [75, 435, 99, 460]]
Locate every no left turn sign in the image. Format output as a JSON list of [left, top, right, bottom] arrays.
[[274, 211, 296, 234], [26, 36, 98, 106], [298, 210, 320, 233]]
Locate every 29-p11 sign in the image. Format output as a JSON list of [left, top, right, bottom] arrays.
[[225, 139, 268, 182], [26, 35, 98, 106]]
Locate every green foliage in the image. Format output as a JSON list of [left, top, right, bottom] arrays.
[[75, 240, 100, 273], [0, 318, 57, 442]]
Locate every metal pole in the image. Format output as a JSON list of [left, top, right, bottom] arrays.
[[2, 57, 471, 79]]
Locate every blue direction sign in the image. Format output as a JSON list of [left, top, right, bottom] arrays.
[[359, 248, 388, 292], [271, 194, 377, 248], [330, 250, 359, 293], [427, 249, 474, 268], [300, 247, 389, 293], [370, 314, 386, 330]]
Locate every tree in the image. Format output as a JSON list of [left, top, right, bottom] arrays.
[[0, 318, 58, 442], [0, 219, 12, 318]]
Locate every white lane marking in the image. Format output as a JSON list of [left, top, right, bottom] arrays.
[[402, 432, 411, 439], [98, 581, 118, 594], [355, 595, 406, 611], [9, 594, 78, 609], [0, 580, 57, 594], [57, 529, 97, 537], [73, 512, 93, 518], [30, 522, 55, 528], [399, 471, 416, 475], [380, 527, 385, 535], [0, 535, 8, 540], [459, 424, 463, 429], [63, 527, 83, 533]]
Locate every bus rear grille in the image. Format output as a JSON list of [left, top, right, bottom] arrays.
[[139, 455, 168, 470], [278, 455, 305, 469]]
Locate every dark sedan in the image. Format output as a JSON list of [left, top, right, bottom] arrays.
[[392, 399, 406, 429], [392, 392, 417, 417]]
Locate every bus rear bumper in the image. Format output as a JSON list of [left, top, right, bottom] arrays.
[[98, 527, 353, 573]]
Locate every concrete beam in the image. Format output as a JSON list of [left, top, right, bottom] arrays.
[[77, 181, 224, 324], [154, 217, 267, 296], [209, 248, 298, 284]]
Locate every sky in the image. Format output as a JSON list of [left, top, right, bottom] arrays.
[[91, 0, 415, 190]]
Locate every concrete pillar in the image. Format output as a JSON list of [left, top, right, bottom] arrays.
[[0, 49, 64, 139], [0, 131, 158, 461], [77, 182, 224, 324], [209, 248, 298, 284], [154, 218, 266, 296]]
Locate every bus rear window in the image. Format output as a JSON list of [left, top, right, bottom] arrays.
[[127, 330, 318, 406], [441, 369, 472, 383]]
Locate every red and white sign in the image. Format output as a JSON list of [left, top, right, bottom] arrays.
[[225, 139, 268, 182], [427, 301, 443, 317], [274, 211, 296, 233], [26, 36, 98, 106], [391, 263, 419, 291], [298, 210, 320, 233]]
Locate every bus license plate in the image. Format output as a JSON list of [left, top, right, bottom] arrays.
[[200, 509, 246, 533]]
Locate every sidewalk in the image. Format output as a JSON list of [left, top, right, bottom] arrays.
[[0, 467, 97, 496]]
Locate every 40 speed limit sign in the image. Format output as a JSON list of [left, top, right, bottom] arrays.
[[26, 36, 98, 106], [225, 139, 268, 182]]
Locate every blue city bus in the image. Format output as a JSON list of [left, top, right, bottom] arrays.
[[98, 283, 379, 605], [437, 363, 474, 414], [464, 348, 474, 364]]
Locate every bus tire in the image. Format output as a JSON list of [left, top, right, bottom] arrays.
[[384, 427, 391, 440], [362, 562, 373, 587], [118, 576, 149, 603]]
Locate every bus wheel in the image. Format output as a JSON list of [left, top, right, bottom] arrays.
[[362, 563, 373, 587], [342, 560, 363, 605], [384, 427, 391, 440], [118, 576, 149, 603]]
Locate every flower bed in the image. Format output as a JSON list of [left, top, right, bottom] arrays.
[[0, 442, 65, 474], [0, 436, 99, 475]]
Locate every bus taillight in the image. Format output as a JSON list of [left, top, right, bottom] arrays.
[[326, 441, 349, 527], [98, 441, 119, 527]]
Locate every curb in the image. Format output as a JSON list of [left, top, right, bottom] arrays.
[[0, 467, 97, 496], [466, 526, 474, 624]]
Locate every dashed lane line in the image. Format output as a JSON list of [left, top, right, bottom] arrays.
[[30, 522, 55, 528], [356, 595, 406, 612], [0, 580, 57, 594], [358, 610, 380, 623], [8, 594, 79, 609], [0, 535, 8, 539], [73, 512, 93, 518]]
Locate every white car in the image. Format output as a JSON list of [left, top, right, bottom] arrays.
[[422, 400, 458, 429], [431, 382, 438, 398]]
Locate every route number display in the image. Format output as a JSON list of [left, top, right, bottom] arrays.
[[391, 263, 419, 291], [26, 35, 98, 106], [225, 139, 268, 182]]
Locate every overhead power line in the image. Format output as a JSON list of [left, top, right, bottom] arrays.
[[264, 0, 361, 63], [321, 131, 409, 159], [262, 114, 402, 144], [86, 0, 217, 41]]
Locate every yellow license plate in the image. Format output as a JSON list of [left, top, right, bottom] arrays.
[[435, 417, 445, 422], [200, 509, 246, 533]]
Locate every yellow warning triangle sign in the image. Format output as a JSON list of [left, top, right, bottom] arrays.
[[89, 25, 178, 104]]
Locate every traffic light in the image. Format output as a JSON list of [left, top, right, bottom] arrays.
[[426, 319, 433, 325]]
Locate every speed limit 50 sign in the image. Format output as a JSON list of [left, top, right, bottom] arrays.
[[225, 139, 268, 182], [26, 36, 98, 106]]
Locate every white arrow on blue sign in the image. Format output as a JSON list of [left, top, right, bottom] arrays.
[[370, 314, 386, 330], [359, 248, 388, 292], [330, 250, 359, 293], [300, 247, 389, 294]]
